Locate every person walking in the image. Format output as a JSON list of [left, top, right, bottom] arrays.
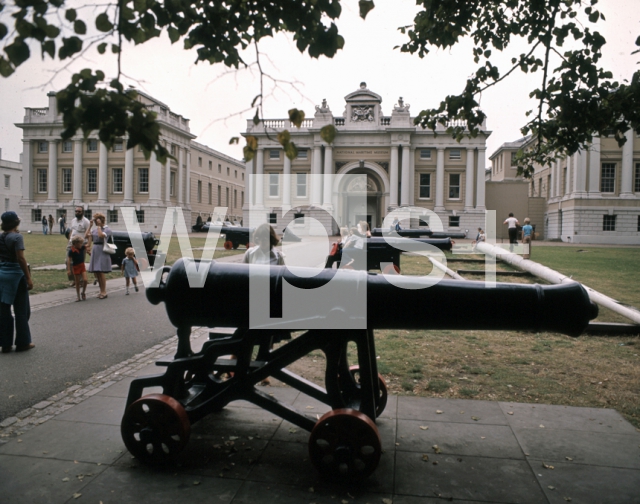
[[521, 217, 533, 259], [66, 207, 92, 287], [503, 212, 520, 252], [87, 213, 112, 299], [41, 214, 48, 235], [121, 247, 140, 295], [59, 213, 66, 235], [47, 214, 54, 236], [0, 211, 35, 353]]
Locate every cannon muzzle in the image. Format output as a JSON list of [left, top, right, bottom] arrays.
[[147, 259, 597, 337]]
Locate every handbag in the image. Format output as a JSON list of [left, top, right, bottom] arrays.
[[102, 233, 117, 255]]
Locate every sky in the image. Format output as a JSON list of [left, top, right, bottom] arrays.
[[0, 1, 638, 165]]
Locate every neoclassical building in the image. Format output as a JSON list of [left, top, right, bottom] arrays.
[[242, 83, 491, 233], [16, 91, 244, 232], [488, 133, 640, 244]]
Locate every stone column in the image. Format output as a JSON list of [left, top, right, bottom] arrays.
[[255, 148, 265, 208], [186, 150, 191, 205], [400, 145, 411, 206], [435, 147, 445, 211], [311, 145, 322, 206], [148, 151, 162, 204], [565, 155, 571, 195], [123, 147, 134, 203], [283, 155, 292, 211], [47, 140, 58, 202], [98, 141, 108, 203], [464, 147, 474, 210], [572, 150, 587, 197], [389, 146, 399, 208], [323, 145, 333, 208], [21, 140, 32, 203], [409, 147, 416, 205], [588, 137, 600, 196], [475, 147, 486, 210], [620, 129, 634, 198], [244, 157, 253, 207], [165, 153, 172, 203], [178, 147, 184, 204], [548, 161, 555, 198], [555, 159, 562, 197], [73, 140, 83, 203]]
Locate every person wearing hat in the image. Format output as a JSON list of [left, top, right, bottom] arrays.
[[0, 211, 35, 353]]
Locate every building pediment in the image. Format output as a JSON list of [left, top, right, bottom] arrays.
[[344, 82, 383, 104]]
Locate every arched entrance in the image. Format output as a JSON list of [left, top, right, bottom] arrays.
[[336, 162, 389, 229]]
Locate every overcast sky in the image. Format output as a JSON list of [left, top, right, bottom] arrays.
[[0, 1, 638, 165]]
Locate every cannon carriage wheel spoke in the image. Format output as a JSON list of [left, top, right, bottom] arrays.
[[121, 394, 190, 464], [308, 409, 381, 481]]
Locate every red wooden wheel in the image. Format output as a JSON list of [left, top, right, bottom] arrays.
[[382, 263, 401, 275], [121, 394, 190, 464], [309, 409, 382, 481], [348, 365, 388, 417], [223, 240, 233, 250]]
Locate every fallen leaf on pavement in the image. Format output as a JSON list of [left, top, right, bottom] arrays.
[[419, 426, 428, 430]]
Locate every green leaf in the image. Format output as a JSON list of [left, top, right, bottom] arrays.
[[252, 108, 260, 126], [65, 8, 77, 22], [288, 108, 305, 128], [277, 130, 291, 146], [284, 141, 298, 160], [42, 40, 55, 59], [359, 0, 375, 20], [95, 13, 113, 33], [74, 20, 86, 35], [97, 42, 107, 54], [167, 27, 180, 44], [320, 124, 337, 144], [0, 57, 14, 77], [229, 137, 239, 145], [0, 23, 7, 40], [5, 39, 30, 67], [111, 44, 120, 53], [44, 24, 60, 38]]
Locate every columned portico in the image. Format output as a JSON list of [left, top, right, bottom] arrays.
[[47, 140, 58, 203], [435, 147, 445, 211], [98, 141, 108, 203], [464, 147, 474, 210], [400, 145, 410, 206], [573, 149, 587, 197], [475, 147, 486, 209], [73, 139, 83, 203], [620, 129, 635, 198], [588, 138, 600, 196], [389, 146, 399, 208], [124, 147, 134, 203], [565, 155, 571, 195], [311, 145, 322, 206], [322, 145, 333, 208]]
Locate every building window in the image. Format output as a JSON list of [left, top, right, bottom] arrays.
[[269, 173, 279, 197], [113, 140, 123, 152], [227, 167, 230, 176], [510, 152, 517, 165], [87, 168, 97, 193], [226, 187, 229, 205], [296, 173, 307, 197], [3, 174, 9, 189], [298, 150, 308, 159], [84, 209, 92, 221], [37, 169, 47, 193], [241, 191, 244, 207], [217, 185, 221, 206], [62, 169, 72, 193], [136, 210, 144, 223], [449, 149, 461, 160], [197, 181, 202, 203], [208, 183, 212, 204], [602, 215, 616, 231], [601, 163, 615, 193], [62, 141, 73, 153], [448, 173, 461, 199], [449, 216, 460, 227], [635, 163, 640, 192], [198, 157, 202, 167], [170, 171, 176, 196], [234, 170, 237, 178], [112, 168, 123, 193], [107, 209, 118, 223], [637, 215, 640, 232], [538, 178, 542, 196], [268, 213, 277, 224], [4, 198, 9, 211], [419, 173, 431, 199], [87, 139, 98, 152], [242, 173, 245, 181], [234, 189, 237, 208], [37, 141, 48, 153], [420, 149, 431, 160], [138, 168, 149, 193], [547, 175, 551, 198], [269, 150, 280, 160], [171, 144, 176, 156], [218, 163, 221, 173], [294, 212, 305, 224], [208, 160, 213, 171], [32, 209, 42, 222]]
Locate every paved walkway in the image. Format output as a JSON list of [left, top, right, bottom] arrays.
[[1, 251, 639, 503]]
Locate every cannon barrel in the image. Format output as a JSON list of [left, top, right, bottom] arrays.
[[366, 236, 452, 251], [148, 259, 597, 337]]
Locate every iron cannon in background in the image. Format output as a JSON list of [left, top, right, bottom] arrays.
[[371, 228, 468, 239], [326, 236, 453, 273], [121, 259, 597, 482]]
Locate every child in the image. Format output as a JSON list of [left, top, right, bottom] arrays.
[[68, 235, 87, 301], [121, 247, 140, 295]]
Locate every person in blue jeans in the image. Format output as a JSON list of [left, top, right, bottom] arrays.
[[41, 215, 48, 235], [521, 217, 533, 259], [0, 211, 35, 353]]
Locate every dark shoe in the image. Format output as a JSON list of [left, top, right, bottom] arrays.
[[15, 343, 35, 352], [1, 346, 12, 353], [134, 285, 139, 292]]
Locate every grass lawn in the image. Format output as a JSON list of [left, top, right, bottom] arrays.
[[21, 233, 245, 294]]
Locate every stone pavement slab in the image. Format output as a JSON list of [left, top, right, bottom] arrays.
[[1, 329, 639, 503]]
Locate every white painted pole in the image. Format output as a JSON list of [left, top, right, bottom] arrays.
[[428, 256, 465, 280], [475, 241, 640, 325]]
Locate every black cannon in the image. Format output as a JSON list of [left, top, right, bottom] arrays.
[[327, 237, 452, 273], [371, 227, 433, 238], [110, 231, 163, 268], [120, 260, 597, 482]]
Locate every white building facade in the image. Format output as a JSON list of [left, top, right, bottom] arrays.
[[0, 149, 22, 214], [243, 83, 491, 234]]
